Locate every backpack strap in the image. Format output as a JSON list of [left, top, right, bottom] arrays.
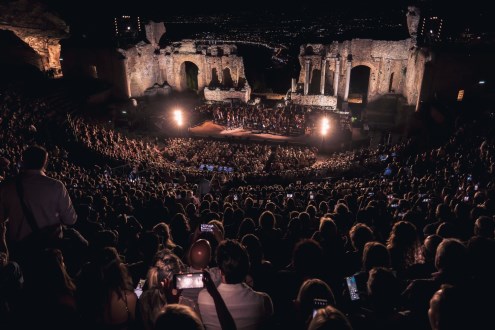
[[15, 176, 40, 234]]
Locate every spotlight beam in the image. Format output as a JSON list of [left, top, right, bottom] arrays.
[[320, 117, 330, 136]]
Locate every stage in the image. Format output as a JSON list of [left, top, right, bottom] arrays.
[[188, 121, 313, 144], [185, 120, 371, 152]]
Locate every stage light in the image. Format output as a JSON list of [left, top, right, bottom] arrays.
[[320, 117, 330, 136], [174, 109, 183, 126]]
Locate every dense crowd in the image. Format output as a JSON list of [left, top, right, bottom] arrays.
[[68, 115, 318, 176], [1, 85, 495, 330]]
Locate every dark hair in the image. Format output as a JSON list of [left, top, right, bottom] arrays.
[[216, 239, 250, 284], [292, 239, 323, 277], [474, 216, 495, 238], [309, 305, 352, 330], [237, 217, 256, 240], [154, 304, 204, 330], [297, 278, 336, 321], [349, 223, 374, 252], [367, 267, 399, 311], [22, 145, 47, 170], [259, 211, 276, 229], [435, 238, 467, 273], [241, 234, 263, 265], [363, 242, 390, 272]]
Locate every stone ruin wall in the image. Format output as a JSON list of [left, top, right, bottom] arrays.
[[121, 39, 250, 101], [291, 94, 337, 108], [204, 88, 251, 103], [0, 0, 68, 76], [298, 39, 417, 104], [123, 42, 162, 98]]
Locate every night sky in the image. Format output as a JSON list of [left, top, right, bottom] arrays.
[[38, 0, 494, 38]]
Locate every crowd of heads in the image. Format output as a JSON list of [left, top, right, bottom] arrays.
[[1, 85, 495, 330]]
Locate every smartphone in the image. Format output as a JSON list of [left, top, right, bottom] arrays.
[[463, 196, 469, 202], [200, 224, 214, 233], [368, 192, 374, 196], [422, 198, 430, 203], [134, 279, 145, 298], [233, 194, 238, 201], [173, 272, 204, 290], [467, 175, 472, 182], [345, 276, 360, 301], [287, 193, 293, 198], [312, 298, 328, 317], [296, 180, 301, 185], [309, 192, 314, 200], [390, 203, 398, 208], [474, 184, 479, 191]]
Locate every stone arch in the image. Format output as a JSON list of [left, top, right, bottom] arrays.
[[222, 67, 234, 88], [305, 46, 314, 55], [350, 65, 372, 102], [351, 61, 379, 99], [326, 69, 335, 95], [210, 67, 220, 87], [180, 61, 199, 91], [309, 68, 321, 94], [172, 56, 205, 92], [389, 72, 395, 92]]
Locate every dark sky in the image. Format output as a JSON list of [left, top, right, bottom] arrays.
[[38, 0, 494, 35]]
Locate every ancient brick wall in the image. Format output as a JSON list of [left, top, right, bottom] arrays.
[[123, 42, 163, 98], [120, 39, 250, 98], [290, 94, 338, 108], [298, 39, 416, 104], [203, 87, 251, 103], [0, 0, 68, 76]]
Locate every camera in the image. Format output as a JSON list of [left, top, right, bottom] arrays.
[[173, 272, 204, 290], [345, 276, 360, 301], [200, 224, 214, 233], [312, 298, 328, 318]]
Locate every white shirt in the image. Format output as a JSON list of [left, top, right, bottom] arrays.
[[0, 171, 77, 241], [198, 282, 273, 330]]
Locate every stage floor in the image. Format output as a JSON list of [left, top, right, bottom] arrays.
[[189, 121, 313, 144]]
